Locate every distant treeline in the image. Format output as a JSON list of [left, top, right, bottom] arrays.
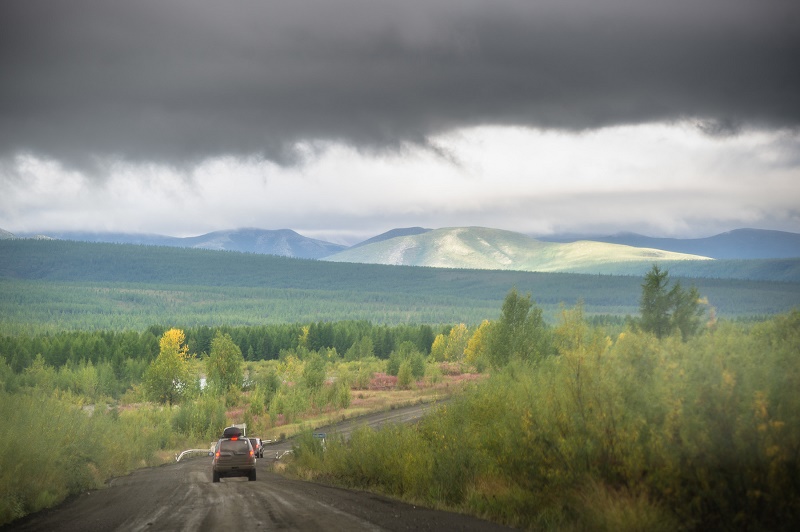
[[566, 257, 800, 282], [0, 321, 440, 376]]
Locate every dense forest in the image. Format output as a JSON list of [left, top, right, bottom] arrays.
[[1, 240, 799, 335], [0, 321, 439, 381]]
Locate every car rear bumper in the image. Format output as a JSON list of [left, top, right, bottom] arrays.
[[213, 465, 255, 478]]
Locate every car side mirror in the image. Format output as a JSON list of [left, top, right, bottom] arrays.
[[208, 451, 214, 457]]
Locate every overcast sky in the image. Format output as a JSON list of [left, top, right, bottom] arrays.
[[1, 0, 799, 244]]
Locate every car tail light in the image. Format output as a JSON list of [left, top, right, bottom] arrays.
[[250, 450, 254, 457]]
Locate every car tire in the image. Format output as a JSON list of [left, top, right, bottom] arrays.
[[248, 470, 256, 481], [212, 471, 220, 483]]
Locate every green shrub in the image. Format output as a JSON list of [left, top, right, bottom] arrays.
[[269, 383, 310, 424], [289, 310, 800, 530], [573, 480, 679, 532], [396, 361, 413, 389], [424, 363, 442, 385], [0, 390, 169, 527], [171, 394, 227, 441]]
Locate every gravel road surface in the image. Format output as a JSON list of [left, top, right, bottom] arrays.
[[5, 402, 511, 531]]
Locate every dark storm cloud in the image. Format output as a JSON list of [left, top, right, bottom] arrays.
[[1, 0, 798, 168]]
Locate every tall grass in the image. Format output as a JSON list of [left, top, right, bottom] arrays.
[[0, 390, 176, 526], [289, 310, 800, 530]]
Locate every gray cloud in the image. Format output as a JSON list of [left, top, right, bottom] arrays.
[[1, 0, 798, 170]]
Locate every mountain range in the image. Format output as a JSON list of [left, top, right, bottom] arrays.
[[537, 228, 800, 260], [11, 228, 346, 259], [5, 226, 800, 273], [324, 227, 710, 271]]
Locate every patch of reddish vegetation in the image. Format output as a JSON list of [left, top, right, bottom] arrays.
[[447, 372, 487, 384], [413, 379, 430, 389], [369, 372, 398, 390], [439, 362, 471, 376], [349, 396, 368, 408], [226, 407, 245, 420]]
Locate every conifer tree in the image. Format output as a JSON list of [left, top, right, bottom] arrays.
[[640, 265, 704, 339]]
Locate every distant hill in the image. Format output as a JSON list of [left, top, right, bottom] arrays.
[[2, 240, 798, 332], [539, 229, 800, 259], [349, 227, 432, 249], [175, 228, 346, 258], [32, 231, 179, 246], [24, 228, 346, 259], [12, 226, 800, 261], [324, 227, 711, 272]]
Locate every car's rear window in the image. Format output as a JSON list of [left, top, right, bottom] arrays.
[[219, 440, 250, 453]]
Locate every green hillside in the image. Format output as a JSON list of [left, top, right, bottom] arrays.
[[563, 257, 800, 282], [0, 239, 798, 333], [324, 226, 711, 270]]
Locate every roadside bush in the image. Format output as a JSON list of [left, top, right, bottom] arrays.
[[302, 352, 327, 393], [223, 385, 242, 407], [332, 379, 351, 409], [249, 366, 281, 411], [316, 424, 434, 501], [354, 364, 374, 390], [573, 480, 679, 532], [247, 385, 266, 417], [424, 363, 442, 385], [0, 389, 169, 527], [171, 394, 227, 441], [269, 383, 311, 425], [291, 428, 327, 473], [386, 342, 426, 378], [289, 310, 800, 530], [396, 361, 413, 389]]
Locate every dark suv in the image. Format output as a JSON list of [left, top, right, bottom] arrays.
[[212, 436, 256, 482], [248, 437, 264, 458]]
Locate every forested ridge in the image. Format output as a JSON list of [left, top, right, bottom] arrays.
[[1, 239, 799, 334], [3, 239, 799, 284]]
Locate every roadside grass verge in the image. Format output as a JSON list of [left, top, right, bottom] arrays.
[[256, 374, 478, 442], [0, 390, 178, 526]]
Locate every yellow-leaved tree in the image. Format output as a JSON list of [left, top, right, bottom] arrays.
[[444, 324, 470, 362], [143, 328, 194, 406], [464, 320, 493, 369], [429, 324, 471, 363], [429, 333, 447, 362]]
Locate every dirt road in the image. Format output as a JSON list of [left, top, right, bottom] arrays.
[[5, 402, 510, 531]]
